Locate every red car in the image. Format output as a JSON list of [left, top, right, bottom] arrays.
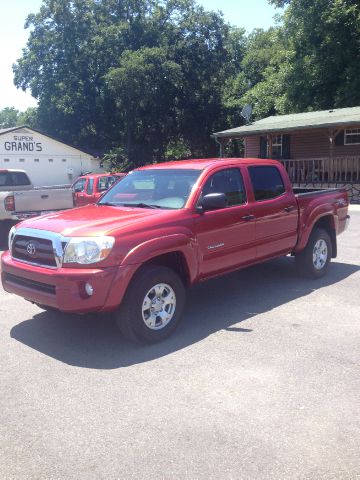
[[1, 158, 350, 344], [72, 173, 126, 206]]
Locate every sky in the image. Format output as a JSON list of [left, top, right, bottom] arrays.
[[0, 0, 281, 112]]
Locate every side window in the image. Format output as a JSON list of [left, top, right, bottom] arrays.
[[73, 178, 86, 192], [86, 178, 94, 195], [248, 166, 285, 201], [15, 172, 30, 185], [202, 168, 246, 207]]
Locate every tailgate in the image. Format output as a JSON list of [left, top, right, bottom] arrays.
[[13, 188, 74, 212]]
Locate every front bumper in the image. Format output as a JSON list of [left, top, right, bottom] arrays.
[[1, 251, 132, 313]]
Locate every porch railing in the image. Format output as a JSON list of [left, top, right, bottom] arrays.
[[281, 157, 360, 184]]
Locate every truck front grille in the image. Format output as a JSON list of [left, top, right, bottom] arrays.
[[12, 235, 58, 267], [4, 272, 56, 295]]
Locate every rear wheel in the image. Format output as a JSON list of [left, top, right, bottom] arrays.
[[295, 228, 332, 278], [116, 265, 186, 344]]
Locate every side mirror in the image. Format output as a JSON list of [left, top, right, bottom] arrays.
[[199, 193, 227, 212]]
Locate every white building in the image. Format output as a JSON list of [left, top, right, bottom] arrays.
[[0, 126, 103, 187]]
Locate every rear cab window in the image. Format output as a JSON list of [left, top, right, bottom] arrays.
[[248, 166, 285, 201], [0, 171, 31, 187]]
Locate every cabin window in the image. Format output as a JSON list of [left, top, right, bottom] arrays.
[[49, 158, 53, 163], [260, 134, 290, 159], [268, 135, 283, 159], [344, 128, 360, 145], [62, 158, 67, 162], [34, 158, 39, 162], [4, 158, 10, 162], [19, 158, 25, 162]]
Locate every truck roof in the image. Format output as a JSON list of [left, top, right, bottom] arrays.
[[136, 158, 281, 170]]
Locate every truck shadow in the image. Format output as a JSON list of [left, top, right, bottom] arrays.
[[10, 257, 360, 369]]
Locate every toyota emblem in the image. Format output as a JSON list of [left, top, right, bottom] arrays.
[[26, 242, 37, 256]]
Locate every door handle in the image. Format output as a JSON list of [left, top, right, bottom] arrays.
[[284, 206, 294, 212], [241, 214, 255, 221]]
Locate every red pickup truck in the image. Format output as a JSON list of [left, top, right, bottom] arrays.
[[72, 172, 126, 206], [1, 158, 350, 343]]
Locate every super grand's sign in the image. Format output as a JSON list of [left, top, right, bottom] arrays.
[[4, 135, 43, 152]]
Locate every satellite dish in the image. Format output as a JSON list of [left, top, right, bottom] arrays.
[[241, 104, 252, 124]]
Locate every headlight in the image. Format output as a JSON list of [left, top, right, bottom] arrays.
[[8, 226, 17, 251], [63, 236, 115, 264]]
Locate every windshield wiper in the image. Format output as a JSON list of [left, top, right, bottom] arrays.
[[98, 202, 120, 206], [121, 202, 161, 209]]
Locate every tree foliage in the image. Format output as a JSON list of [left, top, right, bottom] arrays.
[[13, 0, 244, 164], [0, 106, 39, 129], [0, 107, 20, 129], [10, 0, 360, 165]]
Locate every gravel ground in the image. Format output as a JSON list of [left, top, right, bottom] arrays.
[[0, 207, 359, 480]]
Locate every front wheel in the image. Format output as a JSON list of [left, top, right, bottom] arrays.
[[116, 265, 186, 344], [295, 228, 332, 278]]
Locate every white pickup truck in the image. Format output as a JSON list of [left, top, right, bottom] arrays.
[[0, 169, 74, 242]]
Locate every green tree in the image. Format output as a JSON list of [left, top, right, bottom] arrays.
[[0, 107, 19, 128], [222, 27, 290, 121], [17, 107, 39, 128], [13, 0, 243, 163], [268, 0, 360, 111], [105, 47, 183, 162]]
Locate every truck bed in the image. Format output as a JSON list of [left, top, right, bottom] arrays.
[[293, 187, 343, 196]]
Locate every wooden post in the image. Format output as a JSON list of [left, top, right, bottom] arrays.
[[328, 128, 341, 182], [267, 134, 273, 159]]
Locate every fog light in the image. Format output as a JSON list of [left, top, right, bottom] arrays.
[[85, 283, 94, 296]]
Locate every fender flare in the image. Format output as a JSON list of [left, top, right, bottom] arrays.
[[121, 233, 198, 284], [295, 207, 337, 253]]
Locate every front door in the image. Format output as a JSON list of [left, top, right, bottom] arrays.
[[194, 167, 256, 278]]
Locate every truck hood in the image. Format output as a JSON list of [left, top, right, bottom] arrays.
[[17, 204, 176, 237]]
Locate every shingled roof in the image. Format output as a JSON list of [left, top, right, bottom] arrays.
[[213, 106, 360, 139]]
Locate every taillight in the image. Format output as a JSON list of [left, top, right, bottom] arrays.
[[4, 195, 15, 212]]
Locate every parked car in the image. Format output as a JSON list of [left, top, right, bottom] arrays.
[[0, 169, 74, 242], [1, 158, 350, 344], [72, 173, 126, 206]]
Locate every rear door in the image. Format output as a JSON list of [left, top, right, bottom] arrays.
[[247, 165, 298, 259], [194, 167, 256, 278]]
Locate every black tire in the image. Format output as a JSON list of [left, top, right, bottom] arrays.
[[116, 265, 186, 344], [295, 228, 332, 278], [0, 221, 12, 250]]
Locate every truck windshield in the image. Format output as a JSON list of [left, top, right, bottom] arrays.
[[98, 169, 201, 209]]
